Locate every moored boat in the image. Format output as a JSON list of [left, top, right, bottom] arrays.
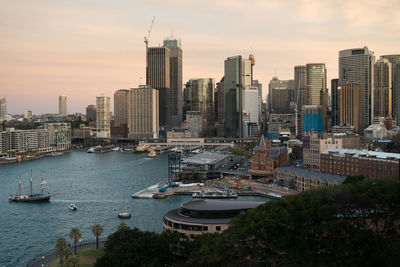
[[147, 150, 157, 158]]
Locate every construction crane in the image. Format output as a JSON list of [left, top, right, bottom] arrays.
[[144, 16, 155, 50], [144, 16, 155, 86]]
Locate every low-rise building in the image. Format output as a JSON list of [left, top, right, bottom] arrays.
[[163, 200, 264, 239], [320, 148, 400, 179], [275, 166, 346, 192]]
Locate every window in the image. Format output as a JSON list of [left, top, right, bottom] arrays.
[[216, 226, 221, 231], [202, 226, 208, 231]]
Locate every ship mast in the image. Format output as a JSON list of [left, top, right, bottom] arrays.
[[30, 169, 33, 196], [18, 175, 21, 196], [41, 171, 44, 196]]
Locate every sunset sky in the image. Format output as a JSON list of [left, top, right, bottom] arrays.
[[1, 0, 399, 114]]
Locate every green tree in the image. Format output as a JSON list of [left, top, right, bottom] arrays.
[[66, 255, 79, 267], [343, 175, 366, 184], [91, 224, 104, 249], [55, 237, 68, 266], [69, 228, 82, 255]]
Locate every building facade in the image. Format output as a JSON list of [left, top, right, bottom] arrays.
[[163, 38, 183, 126], [339, 47, 375, 130], [294, 65, 307, 113], [58, 95, 67, 116], [189, 78, 215, 125], [114, 89, 130, 128], [242, 85, 260, 138], [163, 200, 263, 240], [44, 123, 71, 151], [321, 148, 400, 179], [0, 97, 7, 118], [340, 82, 361, 133], [224, 55, 252, 138], [275, 166, 345, 192], [249, 136, 288, 177], [128, 87, 159, 139], [331, 79, 340, 126], [303, 133, 343, 171], [381, 55, 400, 125], [271, 87, 290, 114], [0, 128, 52, 156], [86, 105, 96, 122], [96, 95, 111, 138], [374, 58, 392, 119], [302, 105, 324, 133], [146, 46, 170, 127], [306, 63, 327, 106]]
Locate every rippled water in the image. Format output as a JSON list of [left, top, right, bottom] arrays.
[[0, 151, 267, 266]]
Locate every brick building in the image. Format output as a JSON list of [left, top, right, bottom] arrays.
[[320, 148, 400, 179]]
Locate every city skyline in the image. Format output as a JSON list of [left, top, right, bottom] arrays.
[[1, 0, 400, 114]]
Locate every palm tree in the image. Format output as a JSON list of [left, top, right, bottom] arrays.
[[66, 255, 79, 267], [69, 228, 82, 255], [91, 224, 103, 249], [55, 237, 68, 266]]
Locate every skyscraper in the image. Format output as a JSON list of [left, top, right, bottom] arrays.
[[0, 97, 7, 117], [381, 54, 400, 125], [271, 86, 290, 114], [331, 79, 340, 126], [86, 105, 96, 122], [340, 82, 361, 133], [294, 65, 307, 112], [96, 95, 110, 138], [146, 46, 170, 127], [306, 63, 327, 106], [163, 38, 183, 126], [58, 95, 67, 116], [128, 87, 159, 139], [189, 78, 215, 125], [224, 55, 252, 137], [374, 58, 392, 119], [339, 47, 375, 130], [114, 89, 130, 128], [268, 77, 289, 113]]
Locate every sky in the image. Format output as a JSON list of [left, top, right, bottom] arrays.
[[1, 0, 400, 114]]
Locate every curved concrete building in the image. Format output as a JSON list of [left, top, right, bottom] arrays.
[[163, 199, 264, 239]]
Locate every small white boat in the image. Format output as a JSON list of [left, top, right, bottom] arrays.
[[118, 212, 131, 219], [68, 203, 77, 210]]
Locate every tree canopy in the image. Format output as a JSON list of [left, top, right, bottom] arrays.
[[96, 178, 400, 266]]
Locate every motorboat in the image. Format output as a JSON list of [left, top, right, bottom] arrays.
[[68, 203, 77, 210], [118, 212, 131, 219]]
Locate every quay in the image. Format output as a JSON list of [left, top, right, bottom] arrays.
[[132, 180, 292, 200]]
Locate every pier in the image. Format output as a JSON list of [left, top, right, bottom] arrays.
[[132, 180, 292, 200]]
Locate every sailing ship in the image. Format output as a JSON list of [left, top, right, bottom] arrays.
[[8, 170, 57, 202]]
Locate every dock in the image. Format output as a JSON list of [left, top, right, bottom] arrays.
[[132, 181, 291, 200]]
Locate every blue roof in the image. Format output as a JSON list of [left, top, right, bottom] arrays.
[[276, 166, 346, 184], [322, 148, 400, 160]]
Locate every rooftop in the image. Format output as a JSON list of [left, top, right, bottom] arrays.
[[181, 199, 264, 212], [276, 166, 346, 184], [182, 152, 230, 165], [323, 148, 400, 160]]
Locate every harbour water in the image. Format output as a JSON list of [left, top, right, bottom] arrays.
[[0, 151, 267, 266]]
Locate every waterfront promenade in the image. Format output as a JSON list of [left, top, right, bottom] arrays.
[[28, 240, 105, 267]]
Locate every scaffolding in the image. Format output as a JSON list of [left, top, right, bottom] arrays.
[[168, 152, 181, 181]]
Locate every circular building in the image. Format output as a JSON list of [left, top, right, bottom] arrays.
[[163, 199, 264, 239]]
